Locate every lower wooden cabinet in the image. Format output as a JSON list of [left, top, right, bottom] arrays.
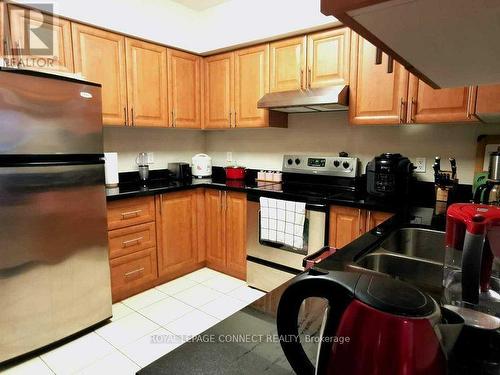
[[329, 205, 393, 248], [109, 248, 158, 303], [205, 189, 247, 280], [155, 190, 204, 281]]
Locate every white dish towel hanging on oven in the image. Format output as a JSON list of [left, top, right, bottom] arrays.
[[259, 197, 306, 250]]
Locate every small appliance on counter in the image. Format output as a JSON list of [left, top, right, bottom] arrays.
[[168, 162, 192, 181], [444, 203, 500, 371], [277, 270, 464, 374], [104, 152, 119, 188], [474, 148, 500, 205], [192, 153, 212, 178], [225, 165, 246, 180], [136, 152, 150, 182], [366, 153, 414, 199]]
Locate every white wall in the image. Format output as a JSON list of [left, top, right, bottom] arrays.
[[16, 0, 338, 54], [103, 127, 205, 172], [205, 112, 500, 184]]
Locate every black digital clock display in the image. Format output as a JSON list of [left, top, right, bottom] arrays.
[[307, 158, 326, 167]]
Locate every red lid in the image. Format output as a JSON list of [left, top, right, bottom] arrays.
[[447, 203, 500, 235]]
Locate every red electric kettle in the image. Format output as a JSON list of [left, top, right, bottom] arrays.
[[277, 269, 464, 375]]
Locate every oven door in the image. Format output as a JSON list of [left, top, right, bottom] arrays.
[[246, 198, 327, 292]]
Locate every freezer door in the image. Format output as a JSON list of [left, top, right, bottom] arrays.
[[0, 163, 111, 362], [0, 70, 103, 155]]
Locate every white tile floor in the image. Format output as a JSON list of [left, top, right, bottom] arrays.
[[2, 268, 265, 375]]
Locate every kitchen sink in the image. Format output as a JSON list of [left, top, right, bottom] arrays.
[[349, 228, 446, 297], [377, 227, 446, 263]]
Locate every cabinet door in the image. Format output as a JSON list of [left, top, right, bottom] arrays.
[[126, 38, 168, 127], [365, 211, 393, 232], [225, 191, 247, 280], [349, 34, 409, 125], [205, 189, 226, 271], [307, 28, 350, 88], [204, 52, 234, 129], [167, 49, 201, 128], [270, 36, 307, 92], [157, 191, 198, 277], [72, 24, 127, 126], [234, 44, 270, 128], [407, 75, 477, 123], [329, 205, 365, 248], [8, 5, 73, 72], [476, 84, 500, 122]]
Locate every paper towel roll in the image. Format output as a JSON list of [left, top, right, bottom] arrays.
[[104, 152, 119, 187]]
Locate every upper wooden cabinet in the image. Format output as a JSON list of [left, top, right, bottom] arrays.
[[72, 24, 127, 126], [204, 52, 234, 129], [167, 49, 201, 128], [407, 75, 477, 124], [205, 48, 287, 129], [8, 5, 74, 73], [270, 36, 307, 92], [475, 84, 500, 123], [126, 38, 168, 127], [349, 33, 409, 125], [307, 28, 350, 88], [156, 190, 199, 278]]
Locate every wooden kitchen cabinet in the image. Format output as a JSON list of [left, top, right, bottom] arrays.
[[269, 36, 307, 92], [167, 49, 201, 128], [349, 34, 409, 125], [234, 44, 270, 128], [8, 4, 74, 73], [407, 75, 477, 124], [475, 84, 500, 123], [329, 205, 394, 248], [365, 210, 394, 232], [307, 28, 350, 88], [156, 190, 201, 279], [329, 205, 365, 248], [125, 38, 168, 127], [204, 52, 234, 128], [224, 191, 247, 279], [205, 189, 247, 280], [72, 24, 127, 126], [107, 196, 156, 230], [205, 48, 286, 129], [205, 189, 226, 269]]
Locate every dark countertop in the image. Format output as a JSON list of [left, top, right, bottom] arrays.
[[139, 206, 500, 375], [106, 176, 410, 213]]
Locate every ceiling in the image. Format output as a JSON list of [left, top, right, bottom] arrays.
[[170, 0, 231, 11]]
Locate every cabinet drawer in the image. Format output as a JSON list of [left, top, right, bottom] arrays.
[[107, 196, 155, 230], [108, 222, 156, 259], [110, 248, 158, 301]]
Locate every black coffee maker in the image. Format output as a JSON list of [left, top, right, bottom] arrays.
[[366, 153, 414, 198]]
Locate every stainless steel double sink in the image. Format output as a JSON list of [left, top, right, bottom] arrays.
[[349, 228, 446, 296]]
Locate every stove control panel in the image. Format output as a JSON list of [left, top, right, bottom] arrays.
[[282, 154, 360, 178]]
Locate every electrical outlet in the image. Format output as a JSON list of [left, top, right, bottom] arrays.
[[414, 157, 426, 173], [147, 152, 154, 164], [226, 152, 233, 162]]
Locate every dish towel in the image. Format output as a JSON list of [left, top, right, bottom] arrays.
[[260, 197, 306, 250]]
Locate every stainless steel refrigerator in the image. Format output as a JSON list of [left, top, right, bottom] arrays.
[[0, 69, 112, 363]]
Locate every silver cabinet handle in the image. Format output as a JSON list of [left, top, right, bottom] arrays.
[[367, 211, 372, 230], [122, 237, 144, 247], [121, 209, 142, 219], [124, 107, 128, 126], [233, 112, 236, 128], [308, 67, 312, 89], [131, 108, 135, 126], [300, 69, 304, 90], [399, 98, 406, 124], [124, 267, 145, 277], [171, 110, 175, 127], [229, 112, 232, 127], [223, 191, 227, 212], [358, 209, 362, 234]]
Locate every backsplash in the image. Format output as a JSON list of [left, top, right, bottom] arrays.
[[205, 112, 500, 185], [103, 127, 205, 172], [103, 112, 500, 185]]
